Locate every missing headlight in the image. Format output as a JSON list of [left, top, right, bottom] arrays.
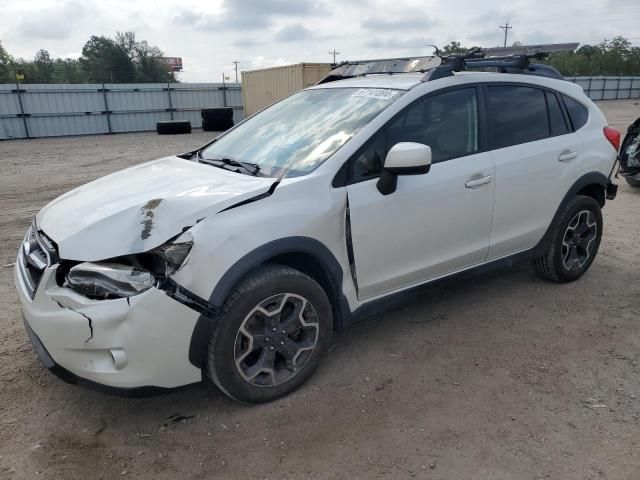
[[65, 262, 155, 300], [151, 241, 193, 275]]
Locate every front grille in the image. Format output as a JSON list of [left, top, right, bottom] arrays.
[[17, 222, 58, 299]]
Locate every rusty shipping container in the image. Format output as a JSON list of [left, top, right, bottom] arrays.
[[241, 63, 332, 117]]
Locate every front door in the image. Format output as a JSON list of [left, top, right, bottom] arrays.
[[344, 87, 496, 300]]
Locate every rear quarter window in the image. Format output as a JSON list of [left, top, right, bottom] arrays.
[[562, 95, 589, 130], [546, 91, 570, 136]]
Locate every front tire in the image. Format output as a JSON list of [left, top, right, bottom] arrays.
[[206, 265, 332, 403], [532, 195, 603, 283]]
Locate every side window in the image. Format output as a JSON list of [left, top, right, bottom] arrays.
[[488, 85, 549, 149], [351, 132, 386, 181], [546, 91, 570, 136], [420, 88, 478, 162], [562, 94, 589, 130], [350, 88, 479, 182]]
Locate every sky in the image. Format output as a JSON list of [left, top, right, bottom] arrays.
[[1, 0, 639, 82]]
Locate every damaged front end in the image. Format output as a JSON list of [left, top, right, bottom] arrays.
[[15, 225, 208, 390], [62, 238, 193, 301]]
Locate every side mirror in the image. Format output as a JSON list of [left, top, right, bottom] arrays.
[[377, 142, 432, 195]]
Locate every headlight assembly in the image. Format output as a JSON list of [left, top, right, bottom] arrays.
[[65, 262, 155, 300], [63, 239, 193, 300]]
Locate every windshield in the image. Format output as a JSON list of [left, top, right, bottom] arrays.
[[201, 87, 402, 177]]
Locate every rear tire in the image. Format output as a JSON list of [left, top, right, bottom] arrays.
[[532, 195, 602, 283], [206, 265, 332, 403]]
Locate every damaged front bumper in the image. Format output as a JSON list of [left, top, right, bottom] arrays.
[[15, 262, 204, 391]]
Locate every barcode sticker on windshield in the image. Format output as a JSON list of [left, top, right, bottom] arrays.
[[351, 88, 398, 100]]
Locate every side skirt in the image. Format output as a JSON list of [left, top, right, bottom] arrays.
[[349, 248, 537, 323]]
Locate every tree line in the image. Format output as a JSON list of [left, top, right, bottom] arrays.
[[0, 32, 176, 84], [1, 34, 638, 84], [440, 36, 640, 76]]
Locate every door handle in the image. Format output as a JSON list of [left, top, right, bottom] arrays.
[[558, 151, 578, 162], [465, 175, 493, 188]]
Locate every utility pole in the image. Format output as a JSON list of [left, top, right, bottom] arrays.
[[221, 73, 227, 107], [232, 60, 240, 83], [499, 21, 512, 47], [328, 49, 340, 64]]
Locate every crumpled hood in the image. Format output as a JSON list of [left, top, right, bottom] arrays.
[[37, 156, 274, 261]]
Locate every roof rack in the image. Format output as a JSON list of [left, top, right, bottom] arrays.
[[425, 43, 579, 81], [317, 43, 579, 84]]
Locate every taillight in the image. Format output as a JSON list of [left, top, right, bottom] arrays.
[[603, 126, 620, 152]]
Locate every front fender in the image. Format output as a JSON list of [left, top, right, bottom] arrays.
[[186, 236, 350, 368]]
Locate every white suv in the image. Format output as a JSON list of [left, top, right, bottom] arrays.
[[15, 58, 619, 403]]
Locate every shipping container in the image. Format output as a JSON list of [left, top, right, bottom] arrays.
[[241, 63, 332, 117]]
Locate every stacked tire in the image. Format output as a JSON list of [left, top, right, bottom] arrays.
[[156, 120, 191, 135], [202, 108, 234, 132]]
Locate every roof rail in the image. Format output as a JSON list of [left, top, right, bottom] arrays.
[[317, 43, 579, 84]]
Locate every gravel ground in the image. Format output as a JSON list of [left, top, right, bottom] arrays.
[[1, 99, 640, 479]]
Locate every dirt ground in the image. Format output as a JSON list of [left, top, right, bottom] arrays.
[[1, 100, 640, 479]]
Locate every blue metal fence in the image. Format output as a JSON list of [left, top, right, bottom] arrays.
[[566, 76, 640, 101], [1, 76, 638, 140], [0, 82, 243, 140]]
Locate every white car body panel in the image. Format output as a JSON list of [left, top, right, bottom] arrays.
[[37, 156, 275, 261], [346, 151, 495, 299], [170, 172, 358, 307], [14, 69, 618, 390]]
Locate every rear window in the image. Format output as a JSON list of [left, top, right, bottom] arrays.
[[487, 85, 549, 149], [562, 95, 589, 130]]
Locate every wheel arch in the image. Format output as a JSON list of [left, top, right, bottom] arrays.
[[534, 171, 608, 255], [576, 182, 606, 207], [188, 237, 351, 368]]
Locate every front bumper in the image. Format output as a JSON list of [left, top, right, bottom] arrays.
[[15, 262, 203, 391], [22, 316, 175, 397]]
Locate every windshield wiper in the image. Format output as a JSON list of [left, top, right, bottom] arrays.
[[199, 156, 261, 176]]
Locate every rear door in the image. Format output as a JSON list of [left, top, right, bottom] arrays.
[[485, 83, 584, 259]]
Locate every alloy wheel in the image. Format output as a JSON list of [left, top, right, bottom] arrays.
[[561, 209, 598, 271], [234, 293, 319, 387]]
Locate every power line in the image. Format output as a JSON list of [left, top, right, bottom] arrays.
[[329, 49, 340, 64], [232, 60, 240, 83], [499, 21, 513, 47]]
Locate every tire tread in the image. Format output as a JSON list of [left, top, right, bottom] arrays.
[[206, 264, 331, 403], [532, 195, 602, 283]]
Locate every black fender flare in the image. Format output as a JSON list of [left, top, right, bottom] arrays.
[[188, 236, 349, 367], [533, 171, 608, 255]]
